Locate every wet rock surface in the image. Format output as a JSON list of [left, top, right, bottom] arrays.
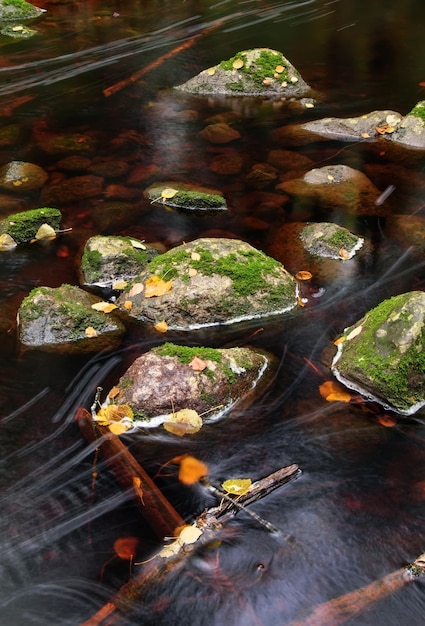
[[0, 160, 48, 192], [117, 237, 297, 330], [18, 283, 125, 353], [332, 291, 425, 415], [113, 343, 276, 422]]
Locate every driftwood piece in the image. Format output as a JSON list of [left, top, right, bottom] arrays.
[[81, 464, 301, 626], [76, 408, 185, 538], [287, 553, 425, 626]]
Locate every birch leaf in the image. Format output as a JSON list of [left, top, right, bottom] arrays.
[[177, 455, 208, 484], [84, 326, 98, 337], [221, 478, 252, 496], [128, 283, 144, 297], [35, 223, 56, 240], [179, 523, 203, 544], [161, 188, 178, 200], [0, 233, 17, 251], [154, 320, 168, 333], [97, 404, 134, 422], [164, 409, 202, 436], [112, 279, 128, 290], [319, 381, 351, 403], [346, 325, 362, 341], [91, 301, 118, 313], [145, 275, 173, 298], [109, 422, 130, 435]]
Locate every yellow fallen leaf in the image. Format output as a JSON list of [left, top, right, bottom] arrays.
[[232, 58, 244, 69], [178, 523, 203, 544], [191, 252, 201, 261], [339, 248, 351, 260], [154, 320, 168, 333], [319, 381, 351, 403], [35, 223, 56, 240], [188, 268, 197, 277], [97, 404, 134, 422], [164, 409, 202, 436], [145, 275, 173, 298], [346, 325, 362, 341], [161, 187, 178, 200], [221, 478, 252, 496], [207, 67, 216, 76], [275, 65, 285, 73], [91, 301, 118, 313], [124, 300, 133, 310], [133, 476, 144, 504], [295, 270, 312, 281], [334, 335, 345, 346], [177, 455, 208, 484], [128, 283, 144, 297], [0, 233, 17, 251], [108, 386, 120, 400], [112, 279, 128, 290], [109, 422, 131, 435], [130, 239, 146, 250], [84, 326, 98, 337]]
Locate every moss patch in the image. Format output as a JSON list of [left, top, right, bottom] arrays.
[[0, 207, 61, 244], [408, 101, 425, 122], [219, 49, 294, 87]]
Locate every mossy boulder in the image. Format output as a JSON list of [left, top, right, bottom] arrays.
[[110, 343, 277, 424], [0, 23, 37, 37], [331, 291, 425, 415], [175, 48, 311, 98], [0, 207, 61, 244], [144, 182, 227, 214], [390, 101, 425, 149], [18, 283, 125, 353], [277, 164, 388, 216], [80, 235, 159, 290], [0, 161, 48, 193], [0, 0, 45, 21], [117, 238, 297, 330], [299, 222, 364, 260]]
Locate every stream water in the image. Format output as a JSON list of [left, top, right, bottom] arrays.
[[1, 1, 425, 625]]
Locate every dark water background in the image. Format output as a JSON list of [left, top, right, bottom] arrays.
[[1, 1, 425, 624]]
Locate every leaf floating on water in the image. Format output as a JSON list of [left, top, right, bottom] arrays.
[[221, 478, 252, 496], [145, 275, 173, 298], [35, 223, 57, 240], [177, 455, 208, 484], [161, 187, 178, 200], [109, 421, 130, 435], [84, 326, 98, 337], [189, 356, 207, 371], [128, 282, 144, 297], [154, 320, 168, 333], [0, 233, 17, 251], [295, 270, 312, 281], [113, 537, 139, 560], [164, 409, 202, 436], [319, 380, 351, 403], [345, 325, 362, 341], [91, 301, 118, 313]]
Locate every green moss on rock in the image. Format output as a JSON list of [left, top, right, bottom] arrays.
[[408, 101, 425, 122], [0, 207, 61, 244], [0, 0, 45, 20]]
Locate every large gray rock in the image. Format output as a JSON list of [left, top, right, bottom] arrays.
[[18, 284, 125, 353], [116, 238, 297, 330], [390, 101, 425, 149], [110, 343, 276, 424], [80, 235, 159, 290], [175, 48, 311, 98], [0, 161, 48, 193], [332, 291, 425, 415]]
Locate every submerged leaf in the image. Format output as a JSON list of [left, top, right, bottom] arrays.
[[221, 478, 252, 496], [113, 537, 139, 560], [319, 380, 351, 403], [145, 275, 173, 298], [177, 455, 208, 484]]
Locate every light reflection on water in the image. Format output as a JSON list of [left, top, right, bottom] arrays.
[[1, 1, 425, 624]]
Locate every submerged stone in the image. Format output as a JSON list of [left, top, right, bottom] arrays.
[[175, 48, 311, 98], [80, 235, 159, 290], [18, 283, 125, 353], [332, 291, 425, 415], [0, 160, 48, 192], [390, 101, 425, 149], [40, 175, 103, 205], [0, 206, 61, 244], [117, 238, 297, 330], [277, 164, 388, 216], [110, 343, 277, 424], [144, 182, 227, 214]]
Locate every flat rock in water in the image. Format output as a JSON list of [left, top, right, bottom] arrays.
[[175, 48, 311, 98], [80, 235, 159, 290], [277, 164, 389, 216], [18, 284, 125, 353], [117, 238, 297, 330], [0, 161, 48, 192], [144, 182, 227, 214], [332, 291, 425, 415], [111, 343, 277, 424]]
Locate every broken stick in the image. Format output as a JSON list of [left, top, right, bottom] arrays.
[[81, 463, 300, 626], [76, 407, 185, 538]]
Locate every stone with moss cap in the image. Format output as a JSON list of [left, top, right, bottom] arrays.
[[300, 222, 364, 260], [331, 291, 425, 415], [117, 237, 297, 330], [144, 181, 227, 214], [0, 0, 45, 21], [389, 100, 425, 149], [111, 342, 277, 424], [175, 48, 311, 98], [80, 235, 159, 290], [18, 283, 125, 353], [0, 207, 61, 244]]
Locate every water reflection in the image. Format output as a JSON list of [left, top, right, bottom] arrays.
[[1, 1, 425, 625]]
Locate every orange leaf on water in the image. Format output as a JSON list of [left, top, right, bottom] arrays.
[[145, 275, 173, 298], [319, 380, 352, 403], [177, 455, 208, 485]]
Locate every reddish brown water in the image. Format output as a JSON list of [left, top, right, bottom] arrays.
[[1, 1, 425, 625]]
